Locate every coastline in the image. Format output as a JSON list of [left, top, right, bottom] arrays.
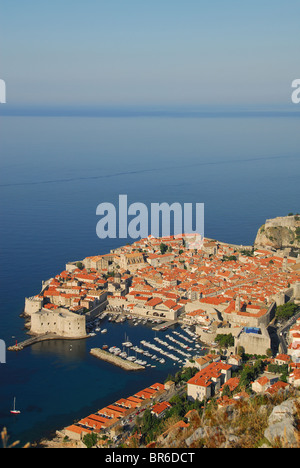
[[6, 217, 300, 447]]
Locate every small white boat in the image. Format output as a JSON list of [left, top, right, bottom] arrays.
[[101, 329, 107, 334], [10, 397, 20, 415], [122, 341, 133, 348], [127, 356, 136, 362]]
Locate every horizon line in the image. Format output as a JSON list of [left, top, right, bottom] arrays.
[[0, 103, 299, 118]]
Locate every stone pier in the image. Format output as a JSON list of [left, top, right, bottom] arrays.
[[90, 348, 145, 371]]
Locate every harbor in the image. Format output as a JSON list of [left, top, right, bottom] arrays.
[[7, 309, 199, 360], [87, 311, 205, 371], [2, 313, 200, 448]]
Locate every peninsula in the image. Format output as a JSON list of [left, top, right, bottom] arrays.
[[19, 215, 300, 358], [23, 215, 300, 449]]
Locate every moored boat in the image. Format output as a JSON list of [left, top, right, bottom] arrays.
[[10, 397, 20, 415]]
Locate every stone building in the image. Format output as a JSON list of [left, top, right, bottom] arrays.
[[235, 325, 271, 355], [187, 361, 232, 401], [83, 254, 116, 271], [119, 252, 146, 270], [107, 272, 129, 297], [222, 299, 276, 328], [131, 298, 183, 320], [30, 308, 87, 338], [146, 253, 175, 267], [24, 296, 44, 316]]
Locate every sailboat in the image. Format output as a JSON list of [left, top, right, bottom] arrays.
[[10, 397, 20, 414], [122, 333, 132, 348]]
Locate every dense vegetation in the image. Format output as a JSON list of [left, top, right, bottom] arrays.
[[275, 302, 299, 322], [82, 432, 98, 448], [215, 333, 234, 349], [133, 393, 203, 445]]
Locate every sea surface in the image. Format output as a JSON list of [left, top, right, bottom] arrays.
[[0, 109, 299, 445]]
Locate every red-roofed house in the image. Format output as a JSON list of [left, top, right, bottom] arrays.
[[251, 375, 277, 393], [187, 361, 232, 401], [151, 401, 172, 418], [274, 353, 292, 366], [288, 369, 300, 388], [266, 381, 290, 395], [147, 297, 163, 308], [64, 424, 93, 441]]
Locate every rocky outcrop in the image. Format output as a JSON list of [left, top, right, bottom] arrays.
[[254, 215, 300, 250], [264, 398, 299, 447]]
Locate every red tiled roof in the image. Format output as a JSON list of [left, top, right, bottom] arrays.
[[151, 401, 172, 415]]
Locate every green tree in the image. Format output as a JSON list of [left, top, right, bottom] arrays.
[[222, 255, 237, 262], [276, 303, 298, 322], [266, 348, 273, 358], [160, 243, 168, 255], [222, 384, 232, 397], [215, 333, 234, 349], [83, 432, 98, 448], [239, 366, 255, 389], [240, 249, 254, 257]]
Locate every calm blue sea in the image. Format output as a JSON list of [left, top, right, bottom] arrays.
[[0, 109, 299, 445]]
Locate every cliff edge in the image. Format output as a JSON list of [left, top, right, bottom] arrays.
[[254, 215, 300, 250]]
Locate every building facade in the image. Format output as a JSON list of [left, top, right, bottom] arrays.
[[30, 308, 87, 338]]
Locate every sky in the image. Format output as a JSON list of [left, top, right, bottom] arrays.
[[0, 0, 300, 107]]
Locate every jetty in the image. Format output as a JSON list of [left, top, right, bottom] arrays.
[[7, 333, 88, 351], [152, 319, 178, 332], [90, 348, 145, 371]]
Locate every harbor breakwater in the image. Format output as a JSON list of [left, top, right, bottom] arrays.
[[90, 348, 145, 371]]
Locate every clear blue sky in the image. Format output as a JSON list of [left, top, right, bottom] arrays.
[[0, 0, 299, 106]]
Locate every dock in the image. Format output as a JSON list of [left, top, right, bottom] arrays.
[[152, 320, 178, 332], [7, 333, 88, 351], [90, 348, 145, 371]]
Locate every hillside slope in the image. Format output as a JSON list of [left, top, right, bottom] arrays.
[[145, 393, 300, 449]]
